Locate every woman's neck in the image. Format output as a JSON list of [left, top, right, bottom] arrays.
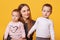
[[23, 17, 28, 23]]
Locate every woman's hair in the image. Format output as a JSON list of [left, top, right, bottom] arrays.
[[18, 4, 33, 31], [42, 3, 52, 12]]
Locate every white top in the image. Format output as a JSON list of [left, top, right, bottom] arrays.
[[28, 17, 55, 40], [4, 21, 25, 39]]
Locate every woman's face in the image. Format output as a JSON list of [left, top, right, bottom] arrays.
[[20, 6, 30, 19]]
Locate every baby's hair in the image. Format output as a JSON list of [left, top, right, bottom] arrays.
[[12, 9, 21, 21], [42, 3, 52, 12], [12, 9, 19, 13], [12, 9, 20, 15]]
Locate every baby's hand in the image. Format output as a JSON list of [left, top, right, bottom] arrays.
[[22, 38, 27, 40], [27, 34, 30, 38]]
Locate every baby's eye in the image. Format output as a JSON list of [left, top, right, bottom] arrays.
[[43, 10, 46, 12], [47, 11, 50, 12], [12, 15, 14, 17], [16, 16, 18, 17], [15, 15, 19, 17]]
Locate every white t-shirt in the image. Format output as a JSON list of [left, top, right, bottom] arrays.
[[28, 17, 55, 40]]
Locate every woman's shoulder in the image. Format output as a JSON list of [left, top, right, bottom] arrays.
[[31, 20, 36, 24]]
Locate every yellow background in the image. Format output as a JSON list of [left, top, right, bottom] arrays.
[[0, 0, 60, 40]]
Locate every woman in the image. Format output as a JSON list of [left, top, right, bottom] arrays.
[[18, 4, 35, 40]]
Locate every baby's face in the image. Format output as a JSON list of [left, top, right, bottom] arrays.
[[12, 11, 20, 22], [42, 6, 51, 18]]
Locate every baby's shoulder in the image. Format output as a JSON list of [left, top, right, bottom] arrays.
[[48, 19, 54, 24], [7, 21, 13, 25], [18, 21, 24, 25], [36, 17, 42, 21]]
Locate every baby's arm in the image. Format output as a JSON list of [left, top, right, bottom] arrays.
[[28, 19, 39, 37], [4, 24, 9, 40], [20, 23, 26, 38], [50, 21, 55, 40]]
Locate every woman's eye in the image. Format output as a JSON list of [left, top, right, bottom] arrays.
[[23, 10, 26, 12], [27, 9, 30, 11]]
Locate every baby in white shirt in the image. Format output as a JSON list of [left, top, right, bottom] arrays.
[[4, 9, 25, 40], [28, 4, 55, 40]]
